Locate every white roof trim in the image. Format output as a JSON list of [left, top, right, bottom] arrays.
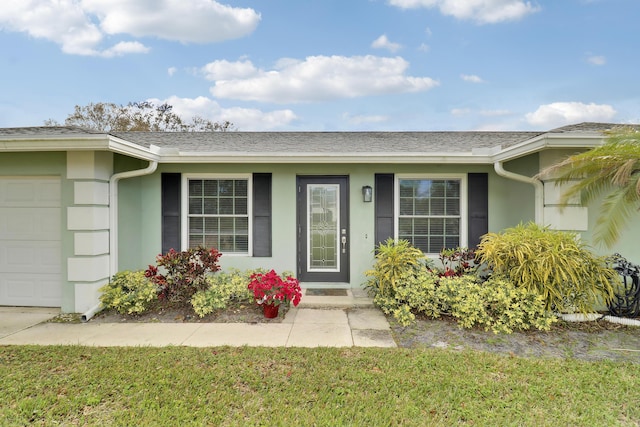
[[0, 129, 609, 164]]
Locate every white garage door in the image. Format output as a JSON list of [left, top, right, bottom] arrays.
[[0, 177, 62, 307]]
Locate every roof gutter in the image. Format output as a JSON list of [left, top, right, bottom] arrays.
[[494, 161, 544, 224]]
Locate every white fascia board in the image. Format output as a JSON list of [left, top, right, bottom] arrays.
[[0, 134, 158, 162], [159, 152, 493, 164], [492, 133, 605, 162], [0, 134, 112, 151], [106, 136, 158, 161]]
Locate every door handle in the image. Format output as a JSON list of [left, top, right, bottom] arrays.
[[341, 236, 347, 253]]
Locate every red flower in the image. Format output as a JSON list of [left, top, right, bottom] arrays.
[[247, 270, 302, 307]]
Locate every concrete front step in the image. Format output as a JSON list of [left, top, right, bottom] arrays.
[[297, 288, 374, 308]]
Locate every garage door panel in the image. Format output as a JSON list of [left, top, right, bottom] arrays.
[[0, 178, 61, 207], [0, 274, 62, 307], [0, 242, 61, 274], [0, 177, 62, 307], [0, 208, 60, 241]]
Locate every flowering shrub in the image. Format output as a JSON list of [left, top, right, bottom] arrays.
[[191, 268, 256, 317], [145, 246, 221, 303], [99, 271, 157, 314], [248, 269, 302, 307]]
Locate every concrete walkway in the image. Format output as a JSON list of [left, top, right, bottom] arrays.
[[0, 291, 397, 348]]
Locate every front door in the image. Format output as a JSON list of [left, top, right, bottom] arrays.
[[297, 176, 349, 282]]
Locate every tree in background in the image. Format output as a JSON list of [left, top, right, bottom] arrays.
[[44, 101, 234, 132], [539, 126, 640, 248]]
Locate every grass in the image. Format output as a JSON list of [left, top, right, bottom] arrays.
[[1, 346, 639, 426]]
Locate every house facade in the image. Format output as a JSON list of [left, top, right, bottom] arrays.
[[0, 123, 637, 314]]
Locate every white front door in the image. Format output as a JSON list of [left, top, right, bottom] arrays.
[[0, 177, 62, 307]]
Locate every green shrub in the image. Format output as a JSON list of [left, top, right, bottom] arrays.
[[191, 268, 259, 317], [365, 238, 432, 297], [99, 271, 157, 314], [476, 222, 617, 314], [436, 276, 557, 334]]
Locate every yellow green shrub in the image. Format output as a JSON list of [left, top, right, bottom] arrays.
[[99, 271, 157, 314], [437, 276, 557, 334], [191, 268, 260, 317]]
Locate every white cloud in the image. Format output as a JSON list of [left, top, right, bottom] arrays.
[[387, 0, 540, 24], [208, 55, 439, 103], [83, 0, 260, 43], [148, 96, 297, 130], [0, 0, 260, 56], [101, 41, 150, 58], [525, 102, 616, 128], [461, 74, 485, 83], [168, 67, 177, 77], [371, 34, 402, 53], [587, 55, 606, 66]]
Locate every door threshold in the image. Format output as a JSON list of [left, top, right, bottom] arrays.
[[300, 282, 352, 289]]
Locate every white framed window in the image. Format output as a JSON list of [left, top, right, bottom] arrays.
[[395, 174, 467, 254], [182, 174, 252, 255]]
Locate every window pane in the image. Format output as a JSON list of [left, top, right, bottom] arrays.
[[218, 180, 233, 195], [219, 197, 234, 214], [203, 180, 218, 197], [430, 181, 445, 197], [399, 218, 413, 235], [429, 218, 444, 235], [236, 217, 248, 234], [235, 197, 247, 215], [189, 180, 202, 197], [445, 198, 459, 215], [190, 235, 203, 247], [235, 235, 249, 252], [430, 198, 445, 215], [446, 181, 460, 197], [430, 236, 444, 252], [203, 198, 217, 215], [219, 217, 234, 233], [205, 234, 220, 249], [414, 197, 429, 215], [399, 198, 413, 215], [189, 198, 202, 215], [189, 217, 204, 234], [445, 218, 460, 234], [445, 237, 459, 248], [204, 217, 218, 233], [399, 181, 414, 197], [234, 180, 247, 197]]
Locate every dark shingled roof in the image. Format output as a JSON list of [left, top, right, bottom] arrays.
[[112, 131, 543, 153], [0, 126, 104, 137]]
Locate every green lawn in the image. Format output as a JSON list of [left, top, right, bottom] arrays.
[[1, 346, 638, 426]]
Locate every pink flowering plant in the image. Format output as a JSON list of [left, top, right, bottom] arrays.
[[247, 269, 302, 307]]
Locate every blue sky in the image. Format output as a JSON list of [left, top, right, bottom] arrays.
[[1, 0, 638, 131]]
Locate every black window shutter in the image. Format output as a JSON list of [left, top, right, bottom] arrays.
[[375, 173, 395, 246], [467, 173, 488, 249], [161, 173, 181, 254], [253, 173, 272, 257]]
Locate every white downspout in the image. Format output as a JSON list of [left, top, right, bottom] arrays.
[[494, 161, 544, 225], [82, 159, 158, 322]]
